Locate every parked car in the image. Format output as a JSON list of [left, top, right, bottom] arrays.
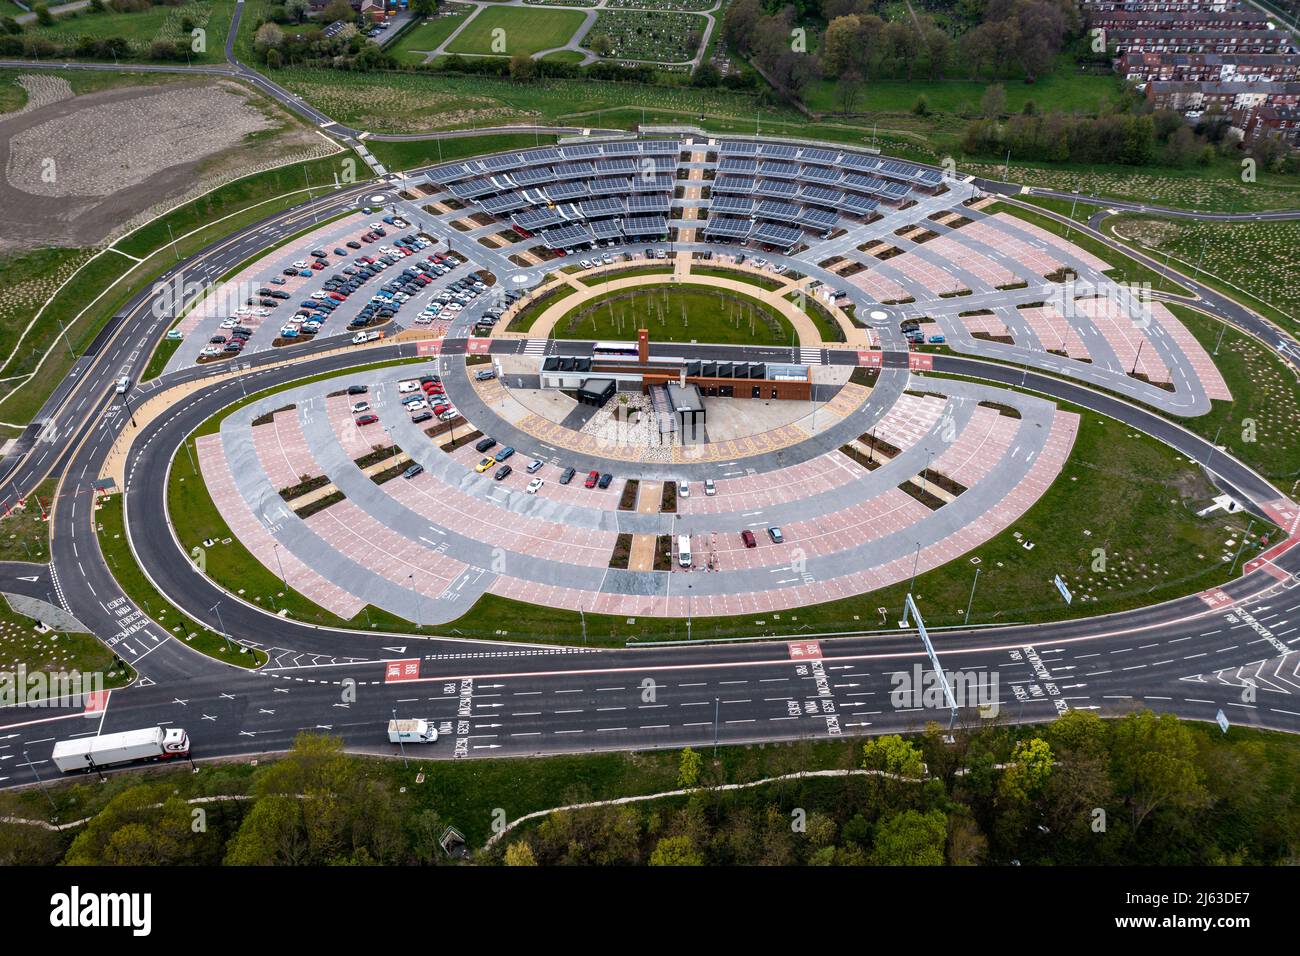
[[741, 530, 757, 549], [526, 478, 544, 494], [356, 414, 379, 426], [493, 464, 512, 481], [475, 457, 496, 473], [704, 479, 716, 497], [584, 470, 599, 488], [768, 527, 784, 544], [475, 437, 497, 453], [560, 467, 576, 485], [598, 473, 613, 489]]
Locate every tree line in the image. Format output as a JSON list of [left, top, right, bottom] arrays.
[[2, 711, 1295, 866], [721, 0, 1081, 101]]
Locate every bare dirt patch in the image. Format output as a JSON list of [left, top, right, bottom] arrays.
[[0, 78, 328, 250]]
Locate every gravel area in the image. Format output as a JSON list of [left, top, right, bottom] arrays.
[[7, 83, 273, 199]]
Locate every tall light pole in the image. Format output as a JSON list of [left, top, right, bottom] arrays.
[[408, 573, 422, 627], [392, 707, 408, 768], [964, 566, 981, 626], [713, 697, 720, 756], [273, 542, 288, 592], [209, 601, 235, 654]]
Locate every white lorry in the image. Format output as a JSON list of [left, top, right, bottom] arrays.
[[51, 726, 190, 773], [388, 718, 438, 744]]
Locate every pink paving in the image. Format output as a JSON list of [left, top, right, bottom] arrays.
[[1073, 297, 1171, 385], [870, 393, 949, 451], [847, 267, 911, 304], [680, 453, 862, 516], [919, 234, 1018, 288], [305, 499, 467, 600], [952, 219, 1067, 278], [328, 394, 387, 459], [929, 405, 1019, 486], [889, 252, 966, 296], [1150, 302, 1232, 401], [196, 434, 366, 619], [383, 467, 617, 569], [250, 409, 320, 492], [957, 312, 1010, 339], [486, 410, 1080, 617], [987, 213, 1111, 274], [1018, 305, 1091, 361]]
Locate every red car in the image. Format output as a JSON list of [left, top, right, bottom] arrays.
[[584, 470, 599, 489], [432, 404, 451, 416], [355, 414, 379, 425], [741, 530, 757, 549]]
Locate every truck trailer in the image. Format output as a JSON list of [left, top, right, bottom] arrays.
[[50, 726, 190, 774], [388, 719, 438, 744]]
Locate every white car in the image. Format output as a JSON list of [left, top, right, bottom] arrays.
[[200, 345, 220, 357], [351, 401, 370, 414], [602, 254, 613, 265], [115, 376, 130, 394], [704, 478, 716, 496], [220, 318, 238, 329], [526, 478, 544, 494], [678, 480, 690, 498], [397, 380, 419, 393], [406, 400, 428, 412], [292, 260, 309, 269]]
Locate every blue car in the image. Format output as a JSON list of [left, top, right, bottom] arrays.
[[496, 446, 515, 461]]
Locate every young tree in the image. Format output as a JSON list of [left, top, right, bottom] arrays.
[[980, 82, 1006, 118], [649, 835, 704, 865], [677, 746, 703, 788], [835, 69, 864, 113], [821, 14, 861, 78], [871, 809, 948, 865], [588, 32, 612, 57], [504, 841, 538, 866]]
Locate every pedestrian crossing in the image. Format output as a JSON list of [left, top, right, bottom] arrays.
[[523, 339, 548, 355], [798, 346, 824, 365]]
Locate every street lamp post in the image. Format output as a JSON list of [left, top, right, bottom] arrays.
[[393, 707, 409, 768], [273, 542, 288, 592], [209, 602, 235, 655], [964, 566, 982, 626], [409, 574, 422, 628]]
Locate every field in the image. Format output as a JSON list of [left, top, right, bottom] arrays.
[[0, 478, 54, 563], [271, 67, 793, 134], [587, 10, 708, 63], [553, 283, 795, 344], [386, 7, 473, 66], [30, 0, 235, 64], [445, 6, 586, 57], [0, 592, 134, 692], [970, 160, 1300, 214], [1105, 214, 1300, 337]]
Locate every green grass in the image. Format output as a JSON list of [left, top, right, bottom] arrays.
[[366, 132, 559, 174], [0, 71, 26, 112], [0, 593, 134, 691], [0, 478, 54, 563], [95, 494, 265, 668], [552, 283, 796, 345], [387, 9, 473, 66], [986, 201, 1191, 295], [786, 290, 845, 343], [31, 0, 235, 64], [140, 338, 182, 382], [506, 282, 578, 333], [445, 6, 585, 56], [541, 49, 586, 64], [1103, 214, 1300, 338], [1167, 304, 1300, 481], [803, 59, 1120, 118]]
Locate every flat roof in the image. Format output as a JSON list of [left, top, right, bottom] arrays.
[[666, 383, 705, 413]]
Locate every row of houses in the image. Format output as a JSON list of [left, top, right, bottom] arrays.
[[1145, 79, 1300, 144], [1087, 0, 1300, 148]]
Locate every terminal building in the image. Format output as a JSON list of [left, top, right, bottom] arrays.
[[539, 329, 813, 402]]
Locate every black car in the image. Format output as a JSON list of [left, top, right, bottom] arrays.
[[493, 464, 512, 481], [475, 437, 497, 453], [347, 385, 368, 395], [559, 467, 576, 485], [347, 240, 362, 249]]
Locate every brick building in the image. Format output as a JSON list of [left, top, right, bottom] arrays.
[[1110, 28, 1292, 54], [1119, 51, 1300, 82]]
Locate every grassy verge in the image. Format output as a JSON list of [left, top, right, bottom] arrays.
[[0, 478, 55, 563], [0, 593, 134, 691], [366, 133, 561, 175], [986, 201, 1190, 295], [1167, 303, 1300, 481], [95, 494, 264, 668]]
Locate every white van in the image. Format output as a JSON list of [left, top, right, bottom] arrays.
[[677, 534, 692, 568]]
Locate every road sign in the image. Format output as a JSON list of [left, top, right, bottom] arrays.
[[1054, 574, 1073, 605], [1215, 709, 1230, 734]]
